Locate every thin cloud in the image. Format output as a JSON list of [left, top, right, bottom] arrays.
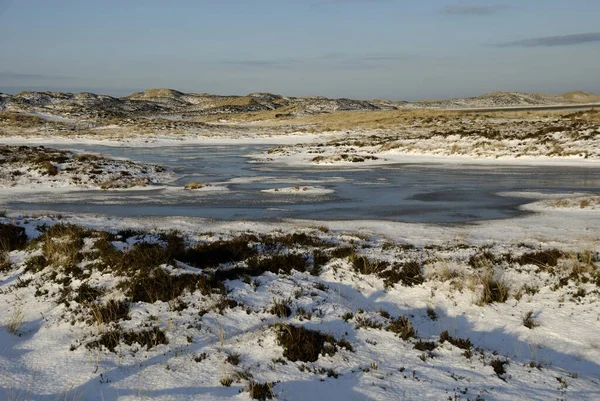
[[441, 4, 509, 16], [498, 32, 600, 47]]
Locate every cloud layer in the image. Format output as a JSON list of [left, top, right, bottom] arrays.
[[499, 32, 600, 47]]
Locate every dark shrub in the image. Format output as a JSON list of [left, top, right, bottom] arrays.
[[0, 223, 28, 251], [119, 242, 170, 274], [87, 326, 168, 352], [352, 255, 388, 275], [490, 359, 508, 376], [413, 340, 437, 351], [517, 249, 564, 268], [39, 160, 58, 176], [270, 298, 292, 318], [312, 249, 329, 275], [177, 236, 257, 269], [330, 247, 355, 259], [276, 324, 352, 362], [24, 255, 48, 273], [119, 267, 199, 303], [93, 300, 130, 323], [246, 253, 308, 276], [379, 261, 424, 287], [74, 282, 104, 304]]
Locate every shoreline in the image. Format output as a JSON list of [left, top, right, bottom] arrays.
[[2, 133, 600, 168]]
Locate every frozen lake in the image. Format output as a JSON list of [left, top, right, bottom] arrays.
[[3, 144, 600, 223]]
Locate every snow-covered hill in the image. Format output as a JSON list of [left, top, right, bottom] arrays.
[[2, 89, 598, 120]]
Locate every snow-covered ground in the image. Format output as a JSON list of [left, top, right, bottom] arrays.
[[0, 145, 176, 190], [1, 190, 599, 401]]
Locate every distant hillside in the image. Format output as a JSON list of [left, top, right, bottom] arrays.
[[0, 88, 598, 120], [405, 91, 600, 109]]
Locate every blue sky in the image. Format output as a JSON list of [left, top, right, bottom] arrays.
[[1, 0, 599, 100]]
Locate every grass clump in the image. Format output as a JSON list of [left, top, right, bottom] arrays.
[[312, 249, 329, 275], [330, 246, 355, 259], [262, 233, 328, 250], [248, 380, 275, 400], [270, 298, 292, 318], [355, 315, 383, 330], [90, 300, 130, 324], [385, 316, 416, 340], [413, 340, 437, 351], [220, 376, 233, 387], [490, 358, 508, 377], [0, 252, 11, 272], [24, 255, 48, 274], [379, 261, 424, 287], [439, 330, 472, 350], [522, 311, 540, 329], [225, 352, 241, 366], [177, 236, 257, 269], [6, 306, 24, 335], [36, 223, 87, 269], [476, 269, 510, 305], [74, 282, 104, 304], [517, 249, 564, 268], [117, 242, 170, 274], [246, 253, 308, 275], [276, 324, 352, 362], [184, 181, 209, 190], [87, 326, 168, 352], [118, 266, 200, 303], [351, 254, 388, 275]]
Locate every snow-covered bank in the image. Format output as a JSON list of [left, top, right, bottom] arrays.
[[0, 130, 330, 147], [0, 145, 176, 190]]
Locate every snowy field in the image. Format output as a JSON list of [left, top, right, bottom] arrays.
[[1, 189, 599, 401]]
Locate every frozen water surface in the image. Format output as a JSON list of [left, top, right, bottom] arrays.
[[4, 144, 600, 223]]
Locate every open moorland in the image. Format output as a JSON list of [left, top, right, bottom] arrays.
[[1, 89, 599, 401]]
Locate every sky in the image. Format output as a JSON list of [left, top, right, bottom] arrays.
[[1, 0, 599, 101]]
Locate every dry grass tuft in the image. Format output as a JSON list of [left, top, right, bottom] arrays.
[[477, 270, 510, 305], [6, 306, 24, 335], [248, 380, 275, 400]]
